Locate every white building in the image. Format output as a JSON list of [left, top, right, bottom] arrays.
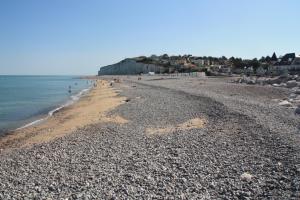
[[192, 59, 205, 66]]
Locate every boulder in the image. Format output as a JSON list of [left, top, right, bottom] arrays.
[[286, 80, 298, 88], [247, 79, 256, 85], [280, 83, 287, 87], [242, 77, 249, 83], [264, 78, 271, 84], [238, 77, 254, 84], [289, 93, 297, 99], [293, 75, 299, 80], [256, 79, 264, 85], [268, 77, 283, 84], [291, 87, 300, 93], [278, 100, 292, 107]]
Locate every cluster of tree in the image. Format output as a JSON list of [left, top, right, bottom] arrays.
[[229, 53, 279, 70], [259, 52, 278, 63], [229, 57, 261, 70]]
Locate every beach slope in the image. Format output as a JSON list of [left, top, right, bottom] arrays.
[[0, 76, 299, 199], [0, 79, 126, 149]]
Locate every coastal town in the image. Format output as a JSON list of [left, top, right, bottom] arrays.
[[98, 53, 300, 115], [99, 52, 300, 76]]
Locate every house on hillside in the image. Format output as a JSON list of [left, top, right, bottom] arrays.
[[192, 59, 205, 66], [209, 65, 231, 74]]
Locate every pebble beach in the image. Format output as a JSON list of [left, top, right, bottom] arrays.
[[0, 75, 299, 199]]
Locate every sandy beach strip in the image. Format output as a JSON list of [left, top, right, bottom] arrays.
[[0, 79, 127, 150]]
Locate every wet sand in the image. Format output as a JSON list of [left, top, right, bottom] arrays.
[[0, 79, 127, 150]]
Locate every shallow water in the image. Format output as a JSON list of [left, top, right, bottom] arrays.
[[0, 75, 92, 133]]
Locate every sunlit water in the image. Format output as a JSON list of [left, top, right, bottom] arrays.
[[0, 76, 92, 134]]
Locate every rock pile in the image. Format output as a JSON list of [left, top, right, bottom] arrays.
[[236, 75, 300, 87], [236, 75, 300, 114], [236, 76, 257, 85]]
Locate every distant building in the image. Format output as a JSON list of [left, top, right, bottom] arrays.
[[209, 65, 231, 74], [192, 59, 205, 66]]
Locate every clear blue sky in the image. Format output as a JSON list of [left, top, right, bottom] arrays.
[[0, 0, 299, 75]]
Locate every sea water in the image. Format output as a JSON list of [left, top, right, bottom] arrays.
[[0, 76, 92, 134]]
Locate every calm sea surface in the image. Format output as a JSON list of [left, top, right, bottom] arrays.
[[0, 76, 91, 134]]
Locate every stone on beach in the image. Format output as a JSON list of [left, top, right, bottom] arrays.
[[240, 172, 253, 182], [286, 80, 298, 88], [294, 89, 300, 95], [278, 100, 292, 107], [280, 83, 287, 87], [0, 76, 299, 199], [289, 93, 297, 99]]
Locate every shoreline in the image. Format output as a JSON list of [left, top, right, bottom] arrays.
[[0, 75, 299, 198], [0, 78, 127, 150], [0, 75, 95, 136], [0, 81, 93, 137], [16, 86, 93, 131]]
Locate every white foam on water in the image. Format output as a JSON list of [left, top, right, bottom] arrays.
[[70, 88, 90, 102], [16, 118, 47, 130]]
